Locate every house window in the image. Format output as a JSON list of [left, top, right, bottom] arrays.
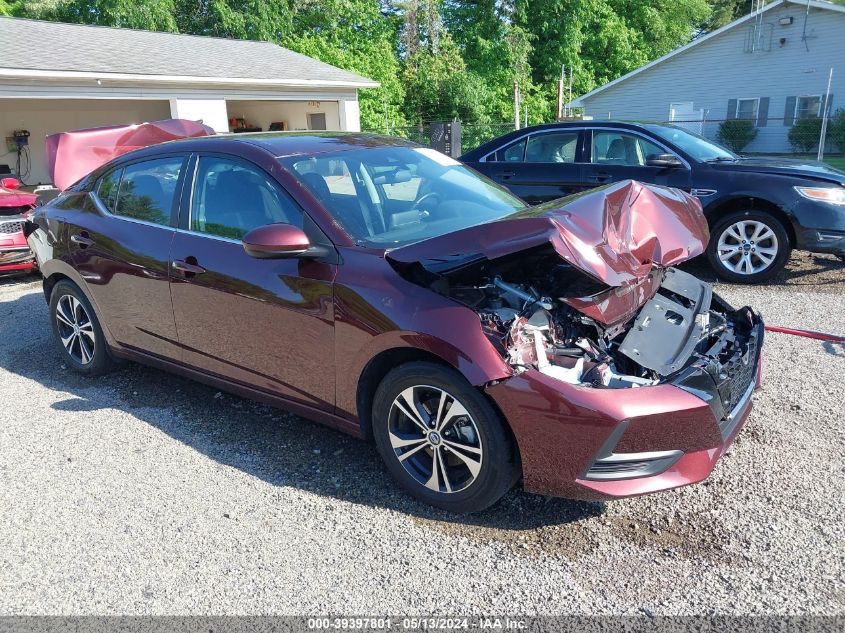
[[796, 96, 821, 119], [736, 98, 759, 122]]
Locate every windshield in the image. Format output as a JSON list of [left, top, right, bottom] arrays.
[[644, 124, 737, 162], [282, 146, 526, 248]]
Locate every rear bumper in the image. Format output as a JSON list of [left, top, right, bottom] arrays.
[[486, 314, 763, 501]]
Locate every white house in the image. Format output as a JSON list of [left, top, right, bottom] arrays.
[[0, 17, 378, 185], [568, 0, 844, 153]]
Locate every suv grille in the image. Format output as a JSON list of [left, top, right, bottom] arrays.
[[0, 220, 23, 235]]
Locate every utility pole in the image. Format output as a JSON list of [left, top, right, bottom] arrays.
[[514, 80, 521, 130], [557, 65, 565, 121], [568, 67, 574, 115], [524, 104, 528, 128], [818, 67, 834, 161]]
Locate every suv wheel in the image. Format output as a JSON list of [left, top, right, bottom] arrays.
[[707, 210, 790, 283], [372, 362, 518, 513], [49, 280, 115, 375]]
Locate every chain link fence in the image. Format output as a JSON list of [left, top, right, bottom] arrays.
[[362, 117, 845, 168], [361, 123, 516, 154]]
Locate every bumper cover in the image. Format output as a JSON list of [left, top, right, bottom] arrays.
[[486, 308, 763, 501]]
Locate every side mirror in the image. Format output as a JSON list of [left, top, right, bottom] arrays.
[[242, 223, 311, 259], [646, 153, 684, 168], [1, 177, 21, 190]]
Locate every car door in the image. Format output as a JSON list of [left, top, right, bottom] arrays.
[[471, 130, 586, 204], [70, 154, 188, 360], [169, 154, 337, 411], [582, 129, 692, 191]]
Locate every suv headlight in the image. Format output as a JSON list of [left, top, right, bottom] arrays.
[[794, 186, 845, 205]]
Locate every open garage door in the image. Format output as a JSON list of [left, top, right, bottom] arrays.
[[0, 99, 171, 186]]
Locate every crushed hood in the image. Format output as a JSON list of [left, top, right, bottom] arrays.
[[386, 180, 709, 288], [46, 118, 215, 191]]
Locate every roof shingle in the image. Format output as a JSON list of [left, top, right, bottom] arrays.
[[0, 17, 378, 87]]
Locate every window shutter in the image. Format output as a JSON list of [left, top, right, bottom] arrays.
[[757, 97, 769, 127], [784, 96, 796, 126], [727, 99, 737, 120]]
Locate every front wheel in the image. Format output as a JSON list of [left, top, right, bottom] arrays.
[[706, 210, 791, 283], [372, 362, 518, 513]]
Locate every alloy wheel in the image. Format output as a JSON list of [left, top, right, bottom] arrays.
[[55, 294, 96, 365], [716, 220, 779, 276], [387, 385, 483, 494]]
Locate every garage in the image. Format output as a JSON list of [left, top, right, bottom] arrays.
[[0, 16, 377, 186]]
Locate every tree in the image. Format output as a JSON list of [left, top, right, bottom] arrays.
[[285, 0, 406, 129], [716, 119, 757, 152], [788, 118, 823, 153], [826, 108, 845, 153]]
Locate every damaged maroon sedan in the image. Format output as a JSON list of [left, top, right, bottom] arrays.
[[26, 133, 763, 512]]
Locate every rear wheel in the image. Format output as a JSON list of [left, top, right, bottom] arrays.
[[372, 362, 518, 513], [49, 280, 114, 375], [707, 210, 790, 283]]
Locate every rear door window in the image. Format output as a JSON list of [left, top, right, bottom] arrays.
[[525, 131, 579, 163], [113, 157, 185, 226]]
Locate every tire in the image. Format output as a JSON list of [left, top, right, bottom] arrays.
[[49, 280, 114, 375], [706, 210, 791, 284], [372, 361, 518, 513]]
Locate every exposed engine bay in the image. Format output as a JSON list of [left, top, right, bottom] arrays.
[[404, 247, 759, 393]]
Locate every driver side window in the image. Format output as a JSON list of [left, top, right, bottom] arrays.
[[190, 157, 302, 240]]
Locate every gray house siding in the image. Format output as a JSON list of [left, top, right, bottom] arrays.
[[576, 3, 845, 153]]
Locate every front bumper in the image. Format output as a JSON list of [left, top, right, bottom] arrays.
[[790, 198, 845, 255], [0, 247, 35, 273], [486, 312, 763, 501]]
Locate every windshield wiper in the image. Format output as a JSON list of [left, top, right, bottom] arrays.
[[704, 156, 736, 163]]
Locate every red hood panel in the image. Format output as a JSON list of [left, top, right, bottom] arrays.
[[0, 188, 38, 208], [46, 119, 215, 191], [387, 180, 709, 288]]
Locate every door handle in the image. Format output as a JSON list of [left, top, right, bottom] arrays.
[[70, 232, 94, 248], [495, 171, 516, 180], [588, 172, 613, 183], [172, 259, 206, 276]]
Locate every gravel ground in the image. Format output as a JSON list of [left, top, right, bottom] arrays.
[[0, 252, 843, 616]]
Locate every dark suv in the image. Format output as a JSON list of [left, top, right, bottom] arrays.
[[462, 122, 845, 283]]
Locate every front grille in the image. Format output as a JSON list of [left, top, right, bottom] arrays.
[[0, 221, 23, 235], [721, 333, 759, 414]]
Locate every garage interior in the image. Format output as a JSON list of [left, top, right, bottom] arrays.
[[1, 97, 345, 186]]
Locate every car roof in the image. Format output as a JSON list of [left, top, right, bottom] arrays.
[[128, 131, 422, 160], [460, 120, 654, 160]]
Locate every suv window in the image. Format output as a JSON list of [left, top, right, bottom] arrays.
[[525, 132, 579, 163], [191, 157, 303, 240], [591, 131, 664, 167], [113, 157, 185, 225]]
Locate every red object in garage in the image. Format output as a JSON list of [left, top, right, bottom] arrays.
[[0, 177, 38, 274]]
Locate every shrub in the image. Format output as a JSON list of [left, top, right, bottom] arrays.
[[827, 108, 845, 153], [788, 117, 823, 153], [716, 119, 758, 152]]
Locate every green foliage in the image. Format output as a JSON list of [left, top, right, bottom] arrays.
[[716, 119, 757, 152], [10, 0, 734, 130], [285, 0, 406, 129], [788, 118, 823, 153], [827, 109, 845, 154]]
